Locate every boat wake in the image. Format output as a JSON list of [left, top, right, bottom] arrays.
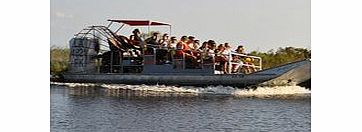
[[51, 82, 310, 98]]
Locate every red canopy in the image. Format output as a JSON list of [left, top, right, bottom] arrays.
[[108, 19, 171, 26]]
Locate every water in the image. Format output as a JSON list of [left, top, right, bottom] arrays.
[[51, 83, 311, 132]]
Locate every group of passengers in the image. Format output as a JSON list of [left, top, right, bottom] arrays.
[[121, 29, 256, 74]]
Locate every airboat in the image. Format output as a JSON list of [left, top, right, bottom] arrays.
[[57, 19, 311, 88]]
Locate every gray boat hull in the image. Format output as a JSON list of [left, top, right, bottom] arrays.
[[61, 60, 310, 88]]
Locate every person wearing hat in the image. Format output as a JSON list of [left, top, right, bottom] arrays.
[[132, 29, 142, 41], [130, 29, 142, 45], [132, 28, 140, 34]]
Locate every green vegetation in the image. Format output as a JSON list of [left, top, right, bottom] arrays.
[[50, 47, 69, 75], [249, 47, 311, 69], [50, 46, 310, 74]]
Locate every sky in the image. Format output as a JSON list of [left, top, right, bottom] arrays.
[[51, 0, 310, 52]]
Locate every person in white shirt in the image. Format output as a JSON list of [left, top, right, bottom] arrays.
[[158, 33, 169, 49], [232, 45, 247, 73], [168, 36, 178, 49]]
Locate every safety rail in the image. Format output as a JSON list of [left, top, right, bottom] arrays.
[[226, 52, 262, 74], [142, 45, 262, 74]]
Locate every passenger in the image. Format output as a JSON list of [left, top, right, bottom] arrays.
[[231, 45, 246, 73], [199, 41, 208, 51], [168, 36, 178, 49], [187, 36, 195, 50], [167, 36, 178, 62], [206, 40, 216, 59], [128, 35, 138, 46], [243, 57, 256, 74], [193, 40, 200, 50], [215, 44, 229, 74], [235, 45, 246, 55], [132, 29, 142, 46], [198, 41, 209, 62], [158, 33, 169, 49], [231, 57, 242, 73], [224, 43, 232, 54], [223, 43, 233, 73], [179, 36, 190, 52], [152, 33, 168, 64], [175, 38, 185, 58], [145, 32, 160, 46], [177, 36, 197, 64], [191, 40, 201, 64], [235, 46, 246, 63], [207, 40, 217, 51], [214, 44, 223, 54], [232, 45, 257, 74]]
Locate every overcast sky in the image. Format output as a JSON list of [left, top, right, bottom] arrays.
[[51, 0, 310, 52]]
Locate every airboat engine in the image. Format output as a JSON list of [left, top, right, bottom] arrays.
[[68, 38, 99, 74]]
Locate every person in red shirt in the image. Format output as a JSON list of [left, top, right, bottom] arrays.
[[175, 36, 196, 59], [177, 36, 189, 52], [175, 36, 187, 58]]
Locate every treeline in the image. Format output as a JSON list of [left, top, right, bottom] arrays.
[[50, 47, 69, 74], [50, 46, 310, 74], [249, 47, 311, 69]]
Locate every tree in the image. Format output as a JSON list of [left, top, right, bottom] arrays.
[[50, 47, 70, 75], [249, 47, 311, 69]]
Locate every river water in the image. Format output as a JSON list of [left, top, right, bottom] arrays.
[[50, 83, 311, 132]]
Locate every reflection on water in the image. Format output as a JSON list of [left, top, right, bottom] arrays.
[[51, 84, 311, 131]]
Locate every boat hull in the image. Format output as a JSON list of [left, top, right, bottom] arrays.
[[62, 73, 279, 87], [60, 60, 311, 88]]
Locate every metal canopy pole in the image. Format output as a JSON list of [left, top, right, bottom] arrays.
[[148, 21, 151, 34], [107, 21, 113, 28], [169, 25, 172, 36], [114, 24, 125, 34]]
